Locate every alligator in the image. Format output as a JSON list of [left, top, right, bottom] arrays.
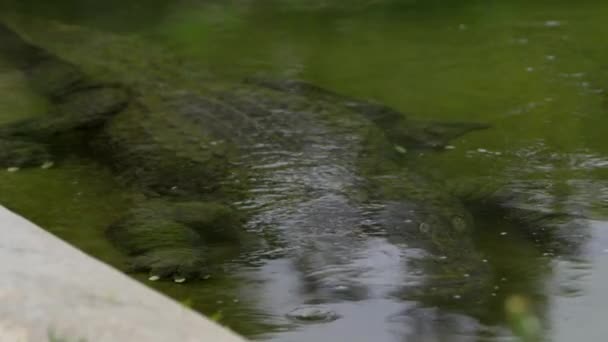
[[0, 20, 494, 280], [0, 20, 498, 301]]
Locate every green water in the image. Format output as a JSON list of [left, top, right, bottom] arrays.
[[1, 1, 608, 341]]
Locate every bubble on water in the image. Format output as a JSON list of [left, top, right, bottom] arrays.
[[419, 222, 431, 234], [333, 285, 349, 292], [544, 20, 562, 27], [564, 72, 585, 78], [41, 161, 54, 169], [394, 145, 407, 154]]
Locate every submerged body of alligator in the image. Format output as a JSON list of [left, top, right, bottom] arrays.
[[0, 21, 581, 326]]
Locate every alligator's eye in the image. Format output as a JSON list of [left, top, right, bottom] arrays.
[[451, 216, 468, 233]]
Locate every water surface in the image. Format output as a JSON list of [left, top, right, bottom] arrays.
[[1, 1, 608, 341]]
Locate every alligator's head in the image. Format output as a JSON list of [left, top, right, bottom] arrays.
[[376, 195, 494, 310]]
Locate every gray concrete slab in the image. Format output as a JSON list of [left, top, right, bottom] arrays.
[[0, 206, 247, 342]]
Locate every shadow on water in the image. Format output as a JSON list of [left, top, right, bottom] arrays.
[[1, 1, 608, 341]]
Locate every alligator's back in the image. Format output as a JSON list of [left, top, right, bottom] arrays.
[[0, 18, 495, 323]]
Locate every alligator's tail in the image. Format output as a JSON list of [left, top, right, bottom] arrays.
[[0, 21, 93, 100]]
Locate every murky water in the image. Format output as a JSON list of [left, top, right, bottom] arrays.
[[1, 1, 608, 341]]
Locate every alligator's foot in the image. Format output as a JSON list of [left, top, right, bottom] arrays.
[[0, 138, 52, 168], [107, 200, 243, 282]]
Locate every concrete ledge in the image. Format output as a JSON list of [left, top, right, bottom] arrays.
[[0, 206, 247, 342]]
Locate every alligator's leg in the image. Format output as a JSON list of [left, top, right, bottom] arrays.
[[0, 85, 129, 140], [0, 138, 52, 168], [245, 77, 489, 149], [0, 21, 93, 99], [107, 200, 243, 281], [0, 22, 130, 158]]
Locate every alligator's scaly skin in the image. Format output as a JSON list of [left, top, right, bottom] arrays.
[[0, 21, 493, 305]]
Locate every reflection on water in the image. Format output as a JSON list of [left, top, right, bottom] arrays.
[[1, 1, 608, 341]]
